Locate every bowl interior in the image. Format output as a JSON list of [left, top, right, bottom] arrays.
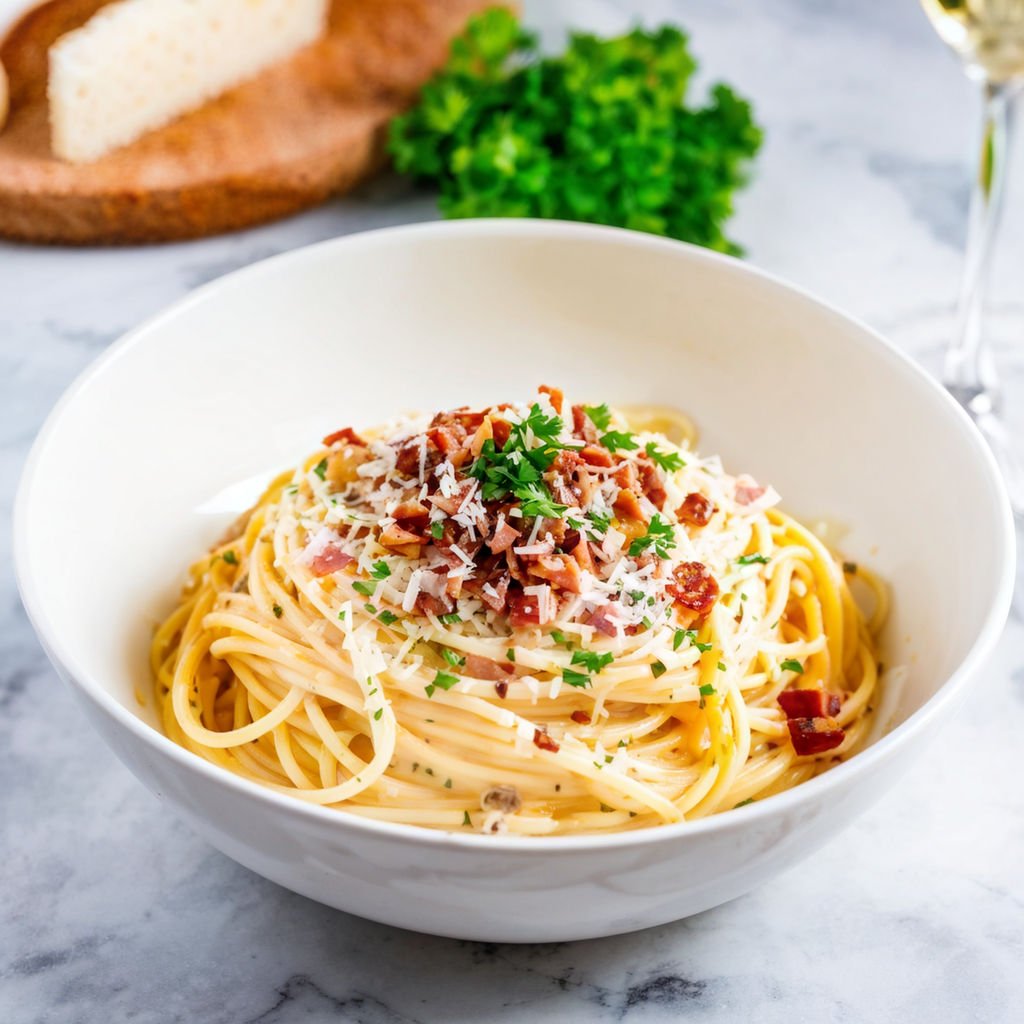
[[18, 221, 1010, 746]]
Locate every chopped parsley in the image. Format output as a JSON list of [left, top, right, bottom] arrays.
[[444, 778, 453, 789], [737, 553, 769, 565], [562, 668, 592, 688], [781, 659, 805, 674], [425, 670, 460, 698], [370, 560, 392, 579], [571, 650, 614, 673], [312, 457, 328, 481], [734, 797, 755, 808], [674, 628, 712, 653], [463, 811, 472, 826], [467, 403, 570, 518], [699, 681, 716, 708], [644, 442, 685, 472], [550, 630, 572, 648], [352, 580, 377, 597], [377, 610, 399, 625], [843, 561, 858, 575], [439, 612, 462, 625], [651, 660, 667, 678], [431, 520, 445, 540], [582, 403, 612, 430], [272, 604, 283, 619], [373, 708, 384, 721], [600, 429, 639, 453], [441, 648, 466, 667], [587, 510, 612, 535], [222, 550, 238, 566], [506, 648, 516, 662], [363, 603, 378, 615], [717, 661, 726, 672], [337, 610, 347, 621], [628, 513, 676, 559]]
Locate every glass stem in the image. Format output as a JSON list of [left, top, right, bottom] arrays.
[[943, 80, 1018, 410]]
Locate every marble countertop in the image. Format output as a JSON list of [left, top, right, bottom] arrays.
[[3, 1, 1023, 1021]]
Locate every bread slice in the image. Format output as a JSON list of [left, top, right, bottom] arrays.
[[0, 0, 506, 244], [49, 0, 330, 163]]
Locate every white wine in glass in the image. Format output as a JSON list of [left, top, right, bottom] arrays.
[[920, 0, 1024, 512], [922, 0, 1024, 81]]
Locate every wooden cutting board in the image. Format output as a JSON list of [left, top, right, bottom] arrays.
[[0, 0, 499, 244]]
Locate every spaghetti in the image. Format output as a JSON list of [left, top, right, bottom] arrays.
[[152, 389, 883, 835]]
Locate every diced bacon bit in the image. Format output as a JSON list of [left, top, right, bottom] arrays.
[[507, 588, 555, 628], [587, 603, 620, 637], [431, 479, 477, 515], [570, 709, 592, 724], [310, 546, 354, 577], [427, 425, 462, 457], [735, 479, 767, 506], [677, 492, 714, 527], [495, 680, 509, 699], [322, 426, 366, 447], [537, 384, 563, 414], [395, 436, 439, 478], [417, 592, 455, 617], [579, 444, 614, 468], [568, 533, 596, 574], [613, 461, 639, 491], [489, 519, 520, 554], [530, 554, 582, 593], [636, 456, 667, 510], [392, 499, 430, 528], [667, 562, 719, 621], [533, 728, 560, 753], [778, 688, 841, 719], [571, 404, 599, 444], [787, 716, 845, 756], [464, 653, 515, 680], [379, 522, 426, 548], [445, 573, 465, 600], [613, 488, 647, 524], [491, 418, 512, 450], [479, 571, 510, 613]]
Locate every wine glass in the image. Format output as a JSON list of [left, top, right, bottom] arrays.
[[920, 1, 1024, 512]]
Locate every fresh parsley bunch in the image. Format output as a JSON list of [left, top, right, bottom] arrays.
[[389, 9, 762, 254]]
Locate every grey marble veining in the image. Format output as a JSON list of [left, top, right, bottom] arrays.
[[3, 1, 1024, 1021]]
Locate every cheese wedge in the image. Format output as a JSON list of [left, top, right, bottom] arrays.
[[48, 0, 330, 163]]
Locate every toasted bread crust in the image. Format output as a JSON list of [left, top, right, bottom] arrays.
[[0, 0, 503, 244]]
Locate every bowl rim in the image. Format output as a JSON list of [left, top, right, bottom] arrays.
[[14, 218, 1016, 853]]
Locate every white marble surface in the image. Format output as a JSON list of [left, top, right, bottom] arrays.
[[3, 1, 1024, 1021]]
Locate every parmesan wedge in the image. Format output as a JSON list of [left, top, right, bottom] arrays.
[[48, 0, 330, 163]]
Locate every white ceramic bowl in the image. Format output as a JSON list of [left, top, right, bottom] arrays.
[[15, 220, 1014, 943]]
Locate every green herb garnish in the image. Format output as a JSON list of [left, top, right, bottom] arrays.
[[222, 550, 238, 566], [506, 648, 516, 662], [377, 610, 399, 625], [431, 520, 445, 540], [442, 648, 466, 667], [389, 10, 761, 254], [651, 660, 667, 678], [628, 513, 676, 559], [562, 668, 592, 689], [571, 650, 614, 673], [463, 811, 472, 826], [737, 553, 769, 565], [600, 429, 639, 453], [370, 561, 392, 579], [272, 604, 283, 619], [373, 708, 384, 721], [781, 659, 805, 674], [644, 442, 685, 472], [582, 403, 612, 430], [312, 457, 328, 481], [439, 612, 462, 625], [352, 580, 377, 597]]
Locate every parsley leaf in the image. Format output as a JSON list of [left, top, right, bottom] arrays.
[[781, 659, 805, 674], [442, 648, 466, 667], [562, 668, 592, 688], [431, 520, 445, 540], [439, 612, 462, 625], [737, 553, 769, 565], [432, 670, 460, 691], [373, 708, 384, 721], [600, 429, 639, 453], [370, 561, 392, 579], [582, 403, 612, 430], [312, 457, 328, 481], [651, 660, 667, 678], [628, 513, 677, 559], [272, 604, 283, 618], [571, 650, 614, 673], [221, 550, 238, 566], [352, 580, 377, 597], [644, 442, 685, 472], [377, 610, 399, 625]]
